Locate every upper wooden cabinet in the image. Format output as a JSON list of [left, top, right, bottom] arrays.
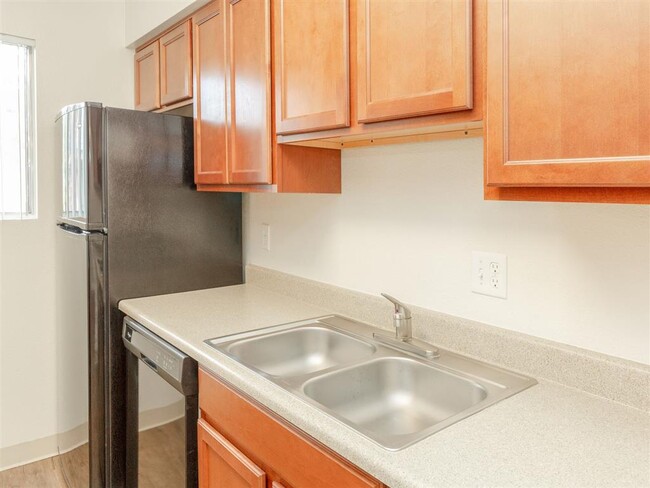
[[160, 21, 193, 106], [134, 20, 193, 111], [356, 0, 472, 124], [274, 0, 350, 135], [485, 0, 650, 190], [134, 42, 161, 111], [275, 0, 484, 147], [227, 0, 273, 185], [193, 2, 228, 185], [192, 0, 341, 193]]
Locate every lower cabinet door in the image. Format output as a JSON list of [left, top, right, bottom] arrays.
[[198, 419, 266, 488]]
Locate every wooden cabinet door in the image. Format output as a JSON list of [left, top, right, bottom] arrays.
[[198, 419, 266, 488], [134, 42, 161, 111], [193, 1, 229, 185], [486, 0, 650, 187], [355, 0, 472, 123], [228, 0, 273, 185], [160, 20, 193, 106], [274, 0, 350, 134]]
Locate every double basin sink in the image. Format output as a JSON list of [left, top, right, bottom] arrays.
[[206, 315, 536, 450]]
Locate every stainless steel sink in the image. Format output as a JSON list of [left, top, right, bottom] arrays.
[[222, 325, 375, 377], [303, 357, 488, 449], [206, 315, 536, 450]]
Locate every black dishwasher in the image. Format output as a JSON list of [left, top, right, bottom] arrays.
[[122, 316, 198, 488]]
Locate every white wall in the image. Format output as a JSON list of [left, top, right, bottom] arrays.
[[0, 0, 132, 462], [245, 137, 650, 365], [0, 0, 195, 469], [125, 0, 207, 47]]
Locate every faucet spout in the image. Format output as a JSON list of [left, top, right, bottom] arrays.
[[381, 293, 412, 341], [375, 293, 439, 359]]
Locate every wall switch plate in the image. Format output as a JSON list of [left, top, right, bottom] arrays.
[[472, 251, 507, 299], [261, 224, 271, 251]]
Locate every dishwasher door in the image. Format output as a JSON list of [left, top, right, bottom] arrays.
[[122, 317, 198, 488]]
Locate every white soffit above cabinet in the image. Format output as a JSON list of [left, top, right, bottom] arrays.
[[125, 0, 210, 49]]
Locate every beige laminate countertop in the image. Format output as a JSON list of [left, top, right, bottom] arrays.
[[119, 284, 650, 488]]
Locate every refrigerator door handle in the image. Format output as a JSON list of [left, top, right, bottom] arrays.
[[57, 222, 91, 236], [57, 222, 103, 237]]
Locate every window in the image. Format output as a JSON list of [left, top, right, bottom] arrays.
[[0, 34, 36, 220]]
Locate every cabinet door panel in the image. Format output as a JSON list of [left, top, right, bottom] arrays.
[[134, 42, 161, 111], [275, 0, 350, 134], [228, 0, 273, 185], [356, 0, 472, 123], [198, 419, 266, 488], [160, 20, 193, 106], [193, 2, 228, 185], [486, 0, 650, 187]]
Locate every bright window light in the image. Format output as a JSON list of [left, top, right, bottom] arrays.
[[0, 33, 36, 220]]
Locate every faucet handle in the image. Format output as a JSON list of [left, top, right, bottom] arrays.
[[381, 293, 412, 319]]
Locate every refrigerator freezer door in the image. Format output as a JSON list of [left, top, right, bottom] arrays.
[[56, 102, 105, 231]]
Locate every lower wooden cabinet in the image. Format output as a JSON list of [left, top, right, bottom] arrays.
[[198, 419, 266, 488], [198, 368, 383, 488]]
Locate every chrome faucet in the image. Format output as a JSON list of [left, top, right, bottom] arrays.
[[381, 293, 412, 341], [373, 293, 440, 359]]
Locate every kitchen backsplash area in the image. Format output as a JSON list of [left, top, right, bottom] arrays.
[[244, 137, 650, 365]]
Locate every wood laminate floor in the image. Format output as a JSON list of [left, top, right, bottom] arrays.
[[0, 419, 185, 488]]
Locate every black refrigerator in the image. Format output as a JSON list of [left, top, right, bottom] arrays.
[[55, 102, 242, 487]]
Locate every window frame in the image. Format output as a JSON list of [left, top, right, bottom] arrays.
[[0, 33, 37, 220]]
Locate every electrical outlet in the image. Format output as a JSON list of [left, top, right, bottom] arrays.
[[261, 224, 271, 251], [472, 251, 507, 299]]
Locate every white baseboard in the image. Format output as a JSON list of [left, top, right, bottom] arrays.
[[0, 400, 185, 472], [57, 423, 89, 454], [0, 435, 59, 472]]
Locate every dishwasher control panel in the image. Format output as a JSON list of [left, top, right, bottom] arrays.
[[122, 316, 197, 395]]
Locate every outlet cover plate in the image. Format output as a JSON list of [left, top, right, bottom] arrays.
[[262, 224, 271, 251], [472, 251, 507, 299]]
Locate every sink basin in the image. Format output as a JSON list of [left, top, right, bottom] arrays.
[[303, 357, 487, 447], [206, 315, 536, 450], [224, 325, 375, 377]]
